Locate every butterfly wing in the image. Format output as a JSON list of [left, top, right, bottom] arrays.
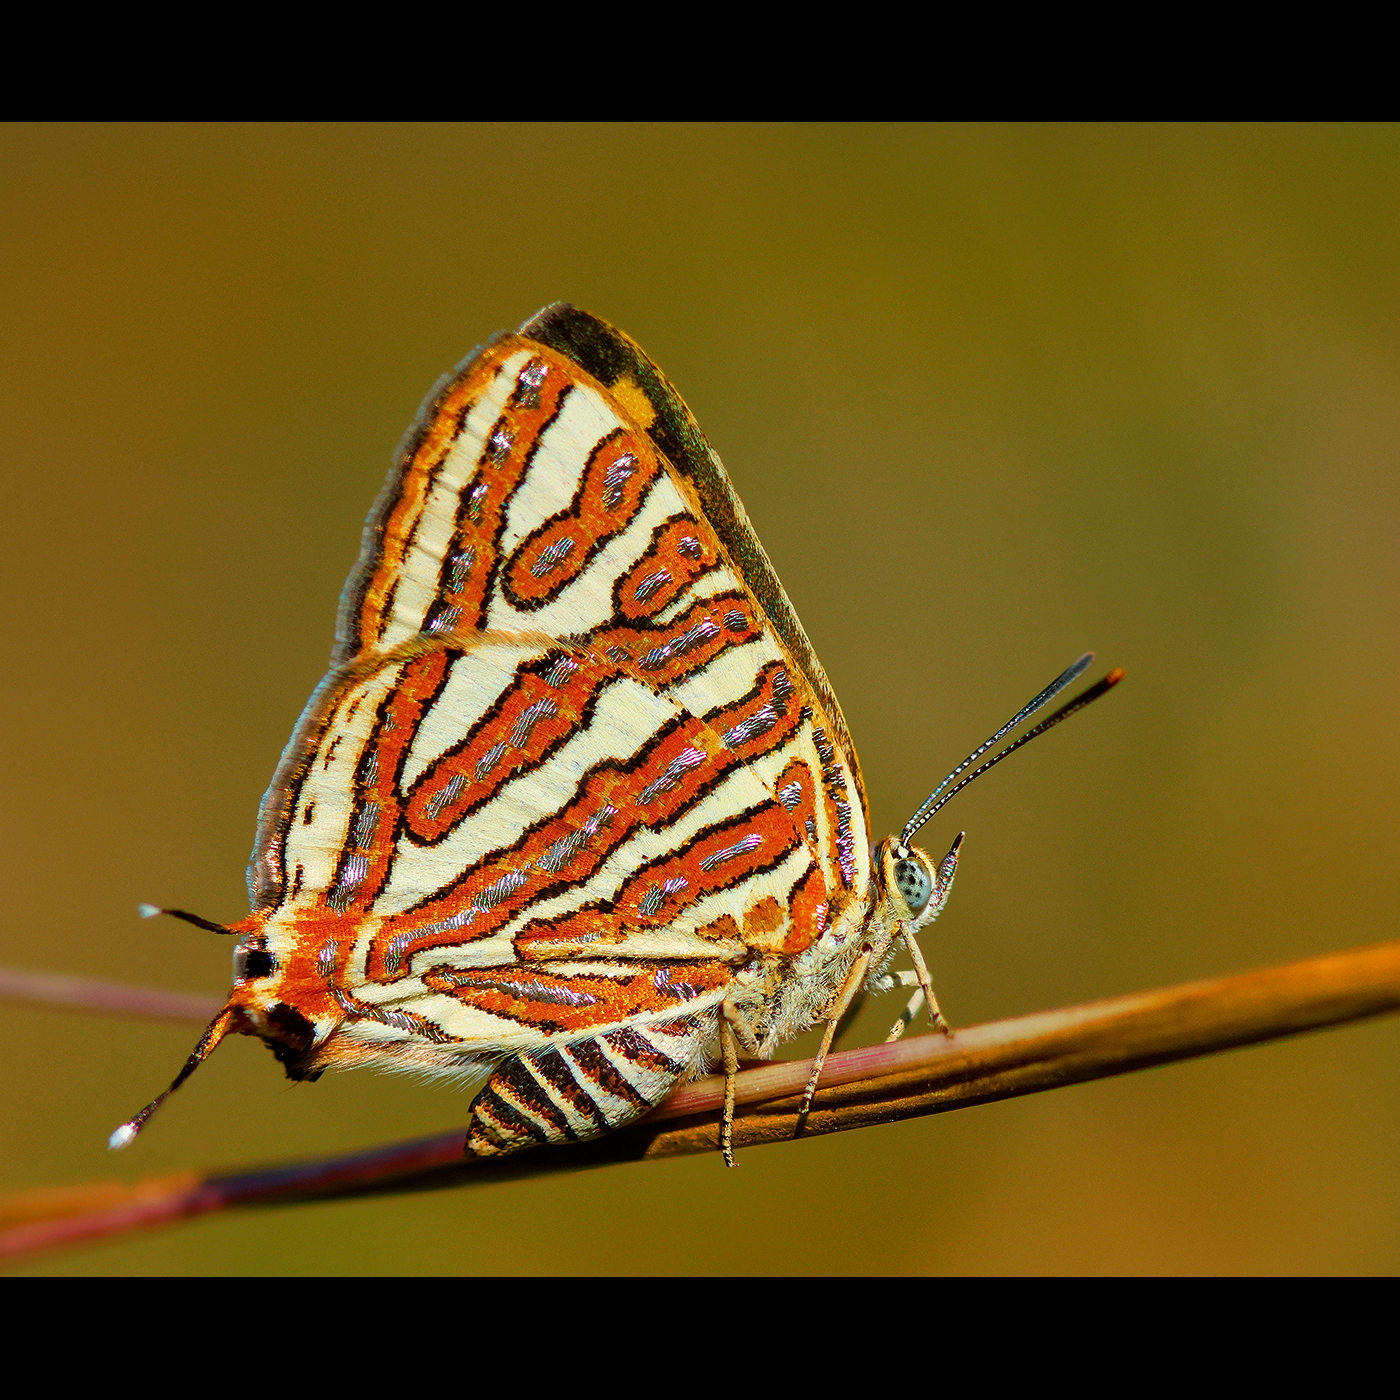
[[241, 306, 871, 1151]]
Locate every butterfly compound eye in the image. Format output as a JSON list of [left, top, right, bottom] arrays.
[[893, 858, 933, 915]]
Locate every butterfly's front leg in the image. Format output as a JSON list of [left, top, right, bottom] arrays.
[[862, 938, 950, 1041], [898, 925, 951, 1037], [863, 968, 925, 1042]]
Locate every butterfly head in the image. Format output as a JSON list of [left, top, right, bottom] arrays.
[[875, 832, 963, 933], [107, 910, 343, 1151]]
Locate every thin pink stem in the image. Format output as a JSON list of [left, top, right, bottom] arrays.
[[0, 966, 221, 1023]]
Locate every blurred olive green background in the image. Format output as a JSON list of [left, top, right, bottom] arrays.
[[3, 123, 1399, 1275]]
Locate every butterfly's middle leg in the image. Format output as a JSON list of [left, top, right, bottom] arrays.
[[794, 944, 873, 1138], [866, 931, 953, 1042], [465, 1011, 715, 1158]]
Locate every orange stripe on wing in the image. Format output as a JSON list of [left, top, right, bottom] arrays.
[[501, 428, 662, 610], [771, 755, 831, 953], [612, 514, 721, 621], [352, 347, 576, 651], [322, 649, 452, 917], [420, 356, 576, 636], [511, 800, 803, 958], [783, 861, 831, 954], [588, 592, 762, 688], [368, 662, 807, 981], [402, 648, 603, 844], [402, 597, 767, 843], [420, 960, 731, 1037], [351, 353, 499, 653]]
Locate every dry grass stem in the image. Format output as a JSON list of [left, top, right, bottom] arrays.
[[0, 966, 223, 1023], [4, 937, 1400, 1265]]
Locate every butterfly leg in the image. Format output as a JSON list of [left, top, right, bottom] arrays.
[[900, 926, 952, 1036], [794, 945, 873, 1139], [719, 1002, 743, 1169], [828, 986, 870, 1051], [882, 970, 924, 1042]]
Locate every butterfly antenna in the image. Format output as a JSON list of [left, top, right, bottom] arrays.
[[901, 654, 1094, 843], [108, 1004, 238, 1150], [137, 904, 233, 934], [901, 657, 1124, 846]]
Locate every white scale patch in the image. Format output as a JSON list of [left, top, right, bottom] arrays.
[[500, 383, 622, 553], [530, 924, 746, 963], [667, 631, 782, 717], [654, 564, 743, 624], [428, 998, 581, 1052], [381, 352, 530, 650], [346, 968, 428, 1007], [343, 994, 530, 1053], [337, 935, 557, 1051], [404, 929, 518, 973], [283, 663, 404, 899], [373, 675, 680, 917]]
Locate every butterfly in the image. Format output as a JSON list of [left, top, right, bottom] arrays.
[[113, 305, 1120, 1165]]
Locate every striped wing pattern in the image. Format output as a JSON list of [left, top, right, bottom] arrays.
[[235, 307, 871, 1154]]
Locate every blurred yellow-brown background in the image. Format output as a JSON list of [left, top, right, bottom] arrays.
[[3, 122, 1399, 1275]]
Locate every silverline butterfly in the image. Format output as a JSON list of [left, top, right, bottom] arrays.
[[113, 304, 1121, 1165]]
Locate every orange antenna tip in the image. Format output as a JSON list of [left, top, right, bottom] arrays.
[[1104, 667, 1127, 685]]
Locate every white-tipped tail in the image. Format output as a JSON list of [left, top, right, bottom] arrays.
[[108, 1122, 139, 1150], [136, 903, 163, 919]]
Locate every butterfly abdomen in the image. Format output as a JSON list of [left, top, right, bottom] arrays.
[[466, 1011, 715, 1156]]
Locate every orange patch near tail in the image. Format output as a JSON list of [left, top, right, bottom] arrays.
[[743, 897, 785, 939]]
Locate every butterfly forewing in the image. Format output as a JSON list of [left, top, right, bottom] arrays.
[[238, 308, 872, 1152]]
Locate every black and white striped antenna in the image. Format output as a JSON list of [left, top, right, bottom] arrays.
[[900, 654, 1124, 849]]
